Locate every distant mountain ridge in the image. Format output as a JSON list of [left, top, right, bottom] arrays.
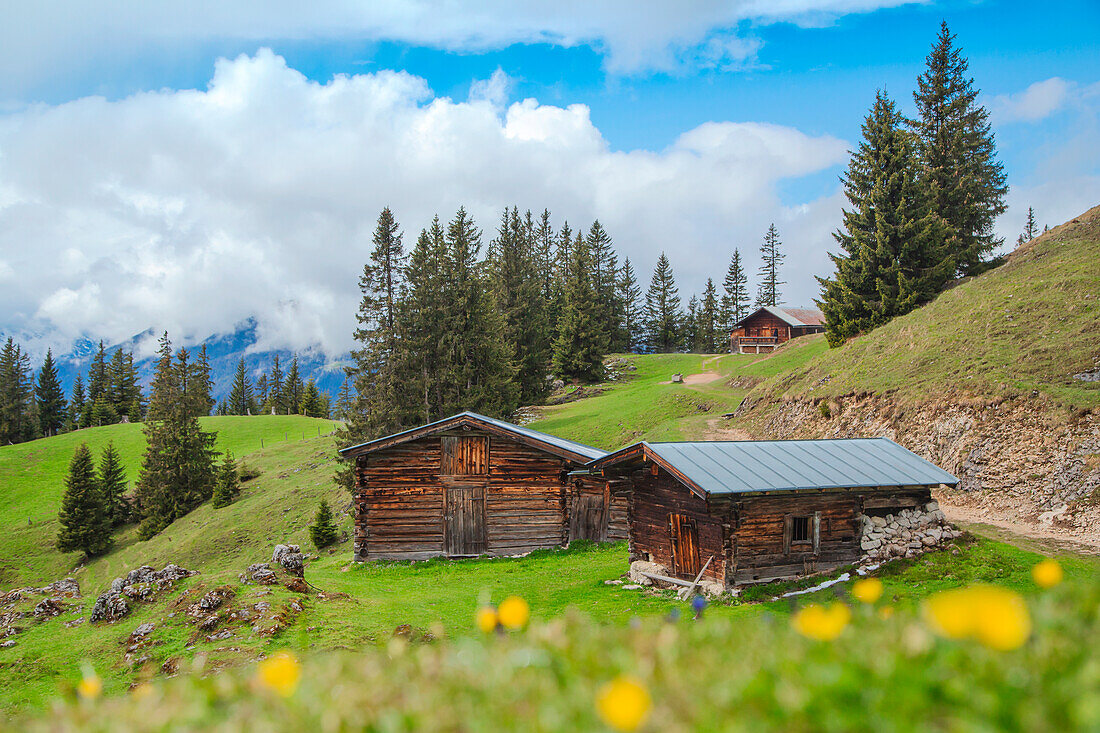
[[52, 318, 349, 403]]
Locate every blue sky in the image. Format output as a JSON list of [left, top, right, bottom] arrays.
[[0, 0, 1097, 355]]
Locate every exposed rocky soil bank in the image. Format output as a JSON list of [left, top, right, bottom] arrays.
[[741, 394, 1100, 546]]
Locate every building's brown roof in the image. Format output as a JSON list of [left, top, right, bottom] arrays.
[[733, 306, 825, 329], [779, 307, 825, 326]]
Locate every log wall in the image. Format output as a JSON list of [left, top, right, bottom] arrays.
[[354, 428, 594, 561], [627, 467, 727, 584]]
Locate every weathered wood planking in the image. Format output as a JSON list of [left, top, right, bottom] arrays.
[[617, 461, 934, 587], [353, 427, 616, 561]]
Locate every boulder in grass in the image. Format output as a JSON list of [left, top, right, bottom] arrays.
[[33, 598, 65, 618], [271, 545, 300, 565], [90, 592, 130, 623]]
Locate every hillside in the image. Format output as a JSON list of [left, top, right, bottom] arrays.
[[750, 204, 1100, 410], [0, 415, 340, 588]]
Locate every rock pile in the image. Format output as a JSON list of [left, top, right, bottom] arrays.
[[92, 563, 197, 623], [624, 561, 726, 598], [859, 501, 962, 562]]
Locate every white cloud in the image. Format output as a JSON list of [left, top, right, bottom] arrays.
[[991, 77, 1075, 124], [0, 0, 921, 97], [0, 50, 849, 355]]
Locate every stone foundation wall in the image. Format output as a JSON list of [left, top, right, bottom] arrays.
[[859, 501, 961, 562]]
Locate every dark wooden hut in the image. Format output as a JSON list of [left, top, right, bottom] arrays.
[[729, 306, 825, 353], [339, 412, 625, 561], [588, 439, 959, 586]]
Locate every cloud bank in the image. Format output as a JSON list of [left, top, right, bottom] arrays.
[[0, 0, 922, 98], [0, 50, 849, 356]]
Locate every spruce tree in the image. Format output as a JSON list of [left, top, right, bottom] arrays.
[[255, 373, 269, 410], [334, 378, 353, 421], [191, 345, 215, 417], [346, 208, 408, 440], [98, 441, 129, 526], [552, 234, 605, 381], [228, 358, 255, 415], [756, 224, 785, 307], [491, 207, 550, 405], [56, 443, 112, 557], [267, 355, 284, 415], [818, 90, 952, 347], [700, 279, 721, 353], [284, 357, 304, 415], [720, 250, 750, 334], [69, 374, 86, 431], [1017, 207, 1040, 245], [212, 450, 240, 508], [684, 295, 701, 352], [133, 333, 219, 539], [535, 209, 558, 321], [309, 499, 340, 549], [35, 349, 67, 437], [439, 207, 518, 417], [587, 220, 623, 352], [616, 258, 642, 352], [300, 379, 326, 418], [912, 21, 1008, 275], [644, 253, 682, 353], [0, 337, 34, 444], [87, 341, 108, 405]]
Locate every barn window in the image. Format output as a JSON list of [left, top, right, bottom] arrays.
[[440, 436, 489, 475], [791, 516, 810, 543], [784, 512, 821, 555]]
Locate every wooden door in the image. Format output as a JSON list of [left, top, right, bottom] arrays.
[[444, 481, 486, 556], [669, 513, 701, 577], [569, 490, 606, 542]]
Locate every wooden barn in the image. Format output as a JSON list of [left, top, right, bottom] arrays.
[[730, 306, 825, 353], [587, 439, 959, 587], [339, 412, 628, 561]]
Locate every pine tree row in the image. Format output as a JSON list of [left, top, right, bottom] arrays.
[[217, 355, 330, 418]]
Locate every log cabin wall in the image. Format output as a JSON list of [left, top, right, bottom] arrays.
[[567, 476, 630, 543], [354, 428, 583, 561], [728, 487, 931, 584], [626, 466, 726, 584]]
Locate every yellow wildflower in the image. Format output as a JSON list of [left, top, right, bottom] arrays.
[[923, 585, 1031, 651], [476, 606, 499, 633], [1032, 559, 1063, 589], [791, 602, 851, 641], [256, 650, 301, 697], [877, 606, 895, 620], [851, 577, 884, 604], [77, 670, 102, 700], [497, 596, 530, 630], [596, 676, 652, 732]]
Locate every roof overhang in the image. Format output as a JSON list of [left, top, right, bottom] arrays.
[[339, 412, 603, 465], [588, 442, 711, 500]]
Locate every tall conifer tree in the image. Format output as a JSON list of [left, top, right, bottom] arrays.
[[818, 90, 952, 347], [0, 337, 34, 444], [756, 224, 785, 307], [552, 232, 605, 381], [228, 358, 255, 415], [700, 279, 721, 353], [616, 258, 642, 352], [98, 441, 129, 526], [1017, 207, 1039, 245], [491, 207, 550, 405], [56, 443, 112, 557], [35, 349, 67, 437], [912, 21, 1007, 275], [644, 254, 682, 353], [283, 357, 304, 414], [720, 250, 750, 335]]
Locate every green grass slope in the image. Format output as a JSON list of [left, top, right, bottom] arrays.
[[0, 415, 339, 588], [527, 346, 829, 450], [751, 205, 1100, 410]]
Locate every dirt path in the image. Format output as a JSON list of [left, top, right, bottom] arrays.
[[940, 499, 1100, 557], [701, 417, 752, 441]]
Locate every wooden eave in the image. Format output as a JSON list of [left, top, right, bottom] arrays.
[[340, 414, 596, 466]]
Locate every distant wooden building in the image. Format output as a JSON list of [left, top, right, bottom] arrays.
[[730, 306, 825, 353], [588, 439, 958, 586], [339, 412, 626, 561]]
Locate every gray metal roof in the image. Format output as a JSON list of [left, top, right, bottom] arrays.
[[339, 411, 607, 462], [592, 438, 958, 495]]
